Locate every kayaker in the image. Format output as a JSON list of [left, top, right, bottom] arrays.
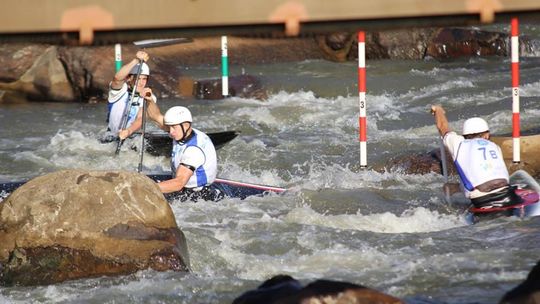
[[156, 106, 221, 201], [107, 50, 164, 140], [431, 105, 522, 208]]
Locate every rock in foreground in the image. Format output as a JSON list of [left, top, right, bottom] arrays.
[[500, 259, 540, 304], [0, 170, 189, 286]]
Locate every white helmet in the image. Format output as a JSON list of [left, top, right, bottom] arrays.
[[129, 62, 150, 76], [462, 117, 489, 135], [164, 106, 192, 126]]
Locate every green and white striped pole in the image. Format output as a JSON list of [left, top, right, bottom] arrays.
[[221, 36, 229, 96], [115, 43, 122, 72]]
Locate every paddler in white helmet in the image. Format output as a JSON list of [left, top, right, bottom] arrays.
[[431, 105, 522, 209], [107, 50, 164, 140], [156, 106, 220, 201]]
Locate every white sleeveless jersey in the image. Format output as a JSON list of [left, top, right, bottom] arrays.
[[445, 133, 509, 197], [107, 83, 156, 134], [171, 128, 217, 189]]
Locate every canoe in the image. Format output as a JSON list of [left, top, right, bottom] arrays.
[[143, 130, 239, 156], [149, 174, 286, 202], [0, 173, 286, 203], [465, 170, 540, 224], [99, 130, 239, 156]]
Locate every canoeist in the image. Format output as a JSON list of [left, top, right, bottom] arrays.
[[107, 50, 164, 140], [431, 105, 522, 209], [156, 106, 221, 201]]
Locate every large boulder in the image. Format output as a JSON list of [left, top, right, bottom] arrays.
[[233, 275, 404, 304], [0, 170, 189, 286], [375, 28, 440, 60], [426, 28, 511, 59], [55, 45, 115, 102], [318, 27, 532, 61], [0, 46, 75, 102], [0, 44, 48, 82]]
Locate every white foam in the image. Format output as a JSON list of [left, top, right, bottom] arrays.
[[285, 205, 465, 233], [410, 67, 478, 78], [400, 79, 476, 101]]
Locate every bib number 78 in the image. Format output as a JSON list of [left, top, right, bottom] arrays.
[[478, 147, 498, 160]]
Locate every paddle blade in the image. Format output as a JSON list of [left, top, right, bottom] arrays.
[[115, 139, 125, 155], [133, 38, 193, 48], [208, 131, 239, 150]]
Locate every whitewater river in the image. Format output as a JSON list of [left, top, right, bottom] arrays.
[[1, 25, 540, 303]]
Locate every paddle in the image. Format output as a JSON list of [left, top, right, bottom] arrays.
[[115, 59, 144, 155], [137, 91, 150, 173], [133, 38, 193, 48], [439, 137, 452, 203], [431, 105, 459, 203]]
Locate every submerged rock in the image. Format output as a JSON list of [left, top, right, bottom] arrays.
[[0, 170, 189, 286], [194, 74, 267, 100], [378, 134, 540, 180], [500, 259, 540, 304], [233, 275, 404, 304]]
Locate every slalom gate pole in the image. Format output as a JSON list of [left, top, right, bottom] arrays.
[[511, 17, 521, 163], [358, 31, 367, 169], [221, 35, 229, 97], [115, 44, 122, 72]]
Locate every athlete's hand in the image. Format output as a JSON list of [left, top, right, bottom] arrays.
[[142, 87, 153, 100], [136, 51, 150, 62], [431, 105, 445, 116], [118, 129, 130, 140]]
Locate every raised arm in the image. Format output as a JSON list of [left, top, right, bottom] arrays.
[[110, 51, 150, 90], [431, 105, 451, 137], [145, 96, 168, 131]]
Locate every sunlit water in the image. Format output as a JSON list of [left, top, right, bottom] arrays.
[[1, 24, 540, 303]]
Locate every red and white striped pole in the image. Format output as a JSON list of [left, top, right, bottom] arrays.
[[358, 31, 367, 168], [511, 18, 520, 163]]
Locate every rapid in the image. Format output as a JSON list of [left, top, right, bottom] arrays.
[[1, 24, 540, 303]]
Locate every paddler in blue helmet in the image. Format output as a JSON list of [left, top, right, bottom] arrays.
[[156, 106, 220, 201], [107, 50, 164, 140], [431, 105, 522, 208]]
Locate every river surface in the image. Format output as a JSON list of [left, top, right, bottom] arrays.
[[1, 24, 540, 303]]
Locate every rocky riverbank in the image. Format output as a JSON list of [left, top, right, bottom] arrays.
[[0, 27, 532, 103]]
